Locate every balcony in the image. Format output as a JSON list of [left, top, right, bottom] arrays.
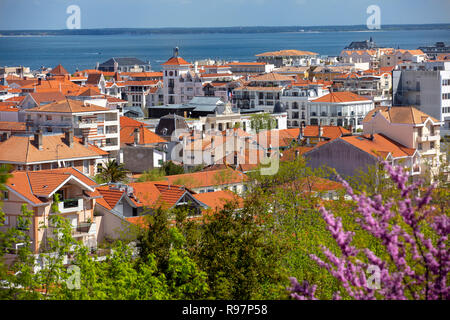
[[417, 135, 440, 142], [411, 164, 421, 175], [72, 222, 96, 237], [58, 198, 83, 214]]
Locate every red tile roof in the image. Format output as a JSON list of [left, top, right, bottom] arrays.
[[363, 106, 440, 125], [158, 168, 248, 189], [50, 64, 69, 76], [311, 91, 371, 103], [0, 121, 27, 132], [26, 98, 110, 113], [96, 186, 124, 210], [340, 134, 416, 158], [256, 49, 318, 57], [6, 167, 97, 205], [128, 182, 188, 209], [193, 190, 244, 211], [0, 134, 103, 164], [161, 57, 191, 66]]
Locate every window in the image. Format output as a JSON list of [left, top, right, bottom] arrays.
[[97, 126, 104, 135], [418, 128, 422, 136], [2, 190, 8, 200], [418, 143, 423, 150], [33, 164, 41, 171], [46, 115, 52, 121], [83, 160, 89, 174], [430, 142, 435, 149]]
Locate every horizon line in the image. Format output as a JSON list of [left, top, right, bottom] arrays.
[[1, 22, 450, 32]]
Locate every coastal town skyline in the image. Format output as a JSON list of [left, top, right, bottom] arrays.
[[0, 0, 448, 306]]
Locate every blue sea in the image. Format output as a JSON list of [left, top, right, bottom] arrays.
[[0, 29, 449, 73]]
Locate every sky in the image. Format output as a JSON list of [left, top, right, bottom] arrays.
[[0, 0, 449, 30]]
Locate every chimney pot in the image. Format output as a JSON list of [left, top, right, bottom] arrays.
[[34, 129, 43, 150], [82, 135, 89, 146], [134, 127, 141, 145], [64, 128, 74, 148]]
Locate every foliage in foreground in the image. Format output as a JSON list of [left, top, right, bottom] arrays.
[[288, 161, 449, 300]]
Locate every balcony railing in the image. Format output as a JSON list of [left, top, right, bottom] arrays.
[[58, 198, 83, 213], [64, 198, 79, 209], [72, 222, 97, 237]]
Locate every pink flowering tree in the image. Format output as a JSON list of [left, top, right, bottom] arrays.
[[288, 161, 449, 300]]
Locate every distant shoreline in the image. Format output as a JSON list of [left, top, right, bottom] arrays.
[[0, 24, 449, 36]]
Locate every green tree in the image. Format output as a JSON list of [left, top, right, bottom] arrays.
[[137, 168, 166, 182], [136, 207, 209, 299], [249, 113, 277, 133], [162, 161, 184, 176], [96, 159, 129, 183], [189, 201, 287, 299]]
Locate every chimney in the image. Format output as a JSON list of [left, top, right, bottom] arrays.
[[82, 135, 89, 146], [64, 128, 74, 148], [34, 129, 43, 150], [173, 47, 179, 58], [134, 127, 141, 145], [38, 78, 42, 85], [298, 122, 304, 141], [318, 121, 323, 139], [1, 132, 10, 142]]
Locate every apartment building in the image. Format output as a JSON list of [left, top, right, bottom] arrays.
[[0, 130, 108, 175], [97, 57, 152, 73], [227, 62, 274, 75], [392, 60, 450, 137], [255, 50, 319, 67], [307, 91, 374, 131], [363, 106, 443, 176], [23, 98, 120, 155], [232, 73, 293, 112], [161, 48, 204, 105], [332, 69, 392, 107], [304, 133, 420, 178], [0, 168, 101, 253], [281, 83, 330, 128]]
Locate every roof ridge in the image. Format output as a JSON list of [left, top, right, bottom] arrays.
[[25, 170, 34, 196]]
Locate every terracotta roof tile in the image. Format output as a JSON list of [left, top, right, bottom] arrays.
[[0, 134, 103, 164], [340, 134, 416, 158], [161, 57, 191, 66], [158, 168, 248, 189], [311, 91, 371, 103], [26, 98, 110, 113], [363, 106, 440, 125], [6, 167, 97, 205], [256, 49, 318, 57], [193, 190, 243, 211]]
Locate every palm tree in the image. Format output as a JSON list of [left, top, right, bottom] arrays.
[[97, 159, 129, 183]]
